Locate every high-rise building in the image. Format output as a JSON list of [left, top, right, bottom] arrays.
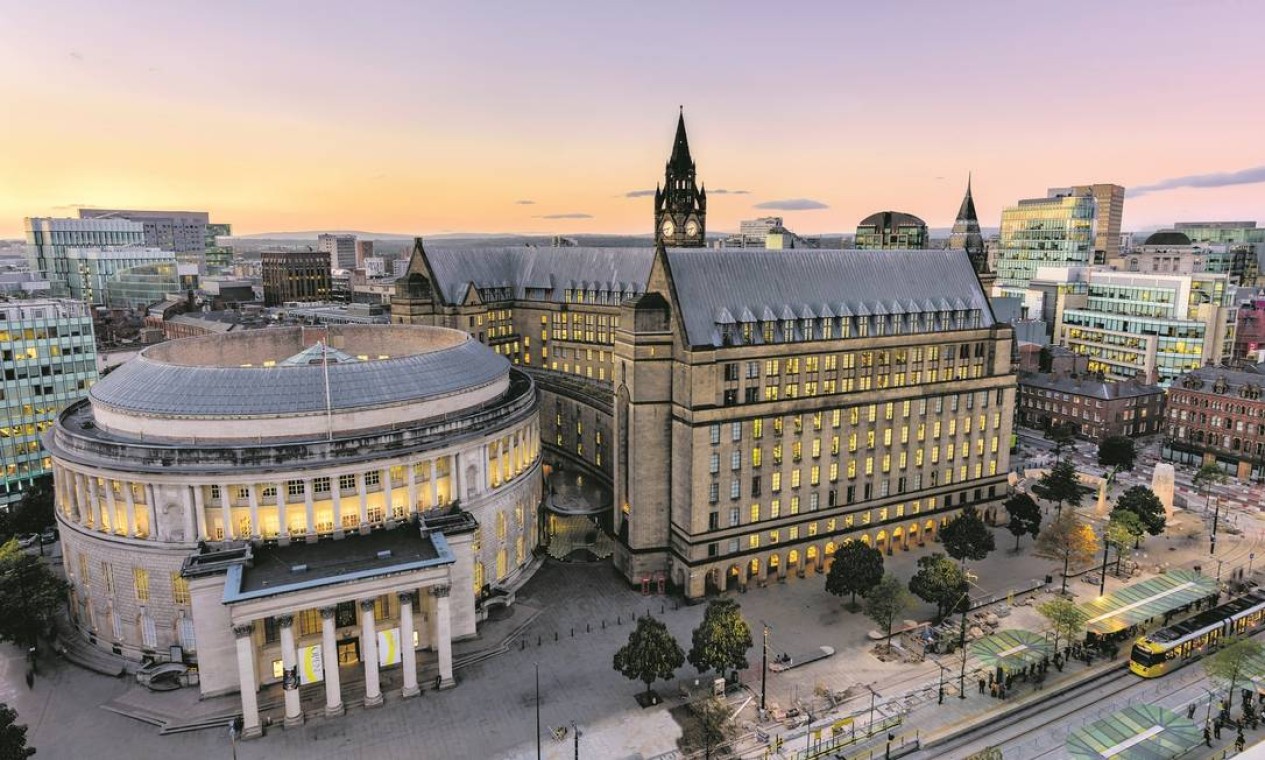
[[355, 239, 374, 268], [653, 110, 706, 247], [948, 177, 987, 276], [319, 233, 357, 270], [24, 217, 146, 291], [854, 211, 928, 250], [205, 223, 234, 271], [1057, 270, 1236, 384], [79, 209, 210, 253], [994, 192, 1096, 294], [261, 250, 332, 306], [1047, 184, 1124, 265], [393, 240, 1015, 597], [0, 298, 98, 507], [105, 262, 199, 309]]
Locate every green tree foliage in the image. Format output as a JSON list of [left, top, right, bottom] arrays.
[[687, 599, 753, 676], [864, 574, 912, 654], [1003, 493, 1042, 552], [1112, 486, 1166, 537], [0, 477, 54, 544], [0, 704, 35, 760], [1044, 422, 1077, 462], [1204, 637, 1265, 713], [0, 540, 68, 648], [940, 505, 995, 564], [824, 540, 884, 610], [1033, 461, 1084, 514], [1034, 510, 1099, 595], [908, 553, 967, 623], [613, 615, 685, 699], [1096, 436, 1137, 471], [1193, 462, 1227, 501], [1106, 511, 1143, 570], [1036, 597, 1088, 652]]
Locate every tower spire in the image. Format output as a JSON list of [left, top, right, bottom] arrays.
[[669, 107, 693, 170], [956, 172, 978, 225]]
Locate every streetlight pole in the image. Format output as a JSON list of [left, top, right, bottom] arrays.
[[958, 598, 968, 699], [1099, 530, 1111, 597], [760, 621, 770, 713], [1210, 496, 1221, 556], [535, 663, 541, 760], [866, 684, 879, 736], [571, 721, 579, 760]]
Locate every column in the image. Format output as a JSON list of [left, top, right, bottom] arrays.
[[103, 480, 119, 535], [357, 473, 369, 527], [432, 585, 454, 688], [453, 452, 463, 504], [144, 484, 158, 540], [181, 485, 196, 543], [76, 473, 92, 526], [359, 599, 383, 707], [399, 591, 419, 698], [430, 461, 438, 509], [303, 479, 315, 536], [247, 484, 261, 539], [88, 477, 106, 532], [406, 465, 417, 517], [222, 483, 236, 540], [192, 485, 207, 540], [122, 481, 137, 538], [331, 479, 343, 535], [233, 623, 262, 739], [278, 615, 303, 727], [276, 482, 287, 538], [383, 470, 394, 522], [320, 607, 343, 717]]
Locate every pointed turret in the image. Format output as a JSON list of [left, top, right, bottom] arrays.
[[949, 174, 987, 275], [668, 106, 694, 171], [956, 173, 979, 228]]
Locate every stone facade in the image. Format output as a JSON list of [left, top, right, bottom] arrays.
[[1165, 365, 1265, 481]]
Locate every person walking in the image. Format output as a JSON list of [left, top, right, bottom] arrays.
[[978, 677, 985, 695], [1236, 731, 1246, 753], [1205, 726, 1213, 747]]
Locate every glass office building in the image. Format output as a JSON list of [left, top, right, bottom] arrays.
[[105, 262, 199, 309], [1059, 272, 1235, 385], [0, 299, 98, 507], [995, 193, 1096, 293]]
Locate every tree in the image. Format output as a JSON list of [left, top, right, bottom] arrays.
[[908, 553, 968, 623], [0, 704, 34, 759], [1003, 493, 1042, 552], [1096, 436, 1136, 471], [686, 696, 734, 760], [864, 574, 912, 654], [613, 615, 684, 700], [825, 540, 884, 610], [940, 505, 996, 564], [1112, 486, 1166, 538], [687, 599, 753, 676], [1034, 510, 1099, 595], [1204, 637, 1265, 714], [1106, 511, 1143, 571], [1033, 461, 1083, 514], [1044, 422, 1077, 462], [1036, 598, 1088, 652], [1193, 462, 1228, 507], [0, 540, 67, 649], [8, 477, 54, 539]]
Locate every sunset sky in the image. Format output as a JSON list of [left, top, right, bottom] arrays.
[[1, 0, 1262, 238]]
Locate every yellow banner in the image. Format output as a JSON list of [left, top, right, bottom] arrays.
[[299, 645, 323, 684], [378, 628, 401, 667]]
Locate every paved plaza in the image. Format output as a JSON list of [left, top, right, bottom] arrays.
[[5, 448, 1265, 759]]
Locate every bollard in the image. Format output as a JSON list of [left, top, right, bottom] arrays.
[[587, 623, 591, 633], [554, 632, 558, 641], [617, 616, 621, 625], [661, 604, 665, 614], [537, 635, 541, 646], [571, 628, 574, 637], [602, 620, 606, 629], [521, 639, 525, 650]]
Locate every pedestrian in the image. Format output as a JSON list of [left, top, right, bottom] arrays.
[[24, 670, 32, 690], [1189, 703, 1199, 720], [1205, 726, 1213, 747], [978, 677, 986, 695], [1215, 721, 1222, 740], [989, 682, 998, 699], [1237, 731, 1246, 753]]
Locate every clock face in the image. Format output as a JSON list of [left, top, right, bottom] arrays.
[[685, 220, 699, 237], [661, 219, 675, 238]]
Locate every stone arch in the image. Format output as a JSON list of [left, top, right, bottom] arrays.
[[859, 533, 871, 547], [727, 564, 742, 585], [768, 553, 781, 579], [806, 544, 820, 568], [908, 521, 922, 547], [787, 548, 800, 573], [876, 529, 889, 555], [749, 557, 761, 580], [924, 519, 937, 540], [892, 526, 905, 551]]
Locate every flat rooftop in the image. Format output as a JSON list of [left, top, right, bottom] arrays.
[[224, 524, 454, 603]]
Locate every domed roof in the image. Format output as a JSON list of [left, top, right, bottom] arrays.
[[90, 325, 508, 419], [858, 211, 926, 228], [1143, 231, 1191, 246]]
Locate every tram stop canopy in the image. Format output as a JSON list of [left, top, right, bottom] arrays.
[[1066, 704, 1201, 760], [970, 629, 1051, 672], [1079, 569, 1218, 636]]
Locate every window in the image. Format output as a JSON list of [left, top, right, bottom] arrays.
[[710, 424, 721, 445], [313, 476, 331, 494], [286, 479, 305, 497], [133, 568, 150, 603], [731, 451, 742, 471], [710, 453, 720, 474], [730, 480, 741, 500], [171, 573, 190, 605], [339, 473, 357, 491], [708, 483, 719, 503]]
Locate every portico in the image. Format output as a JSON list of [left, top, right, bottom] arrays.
[[188, 521, 472, 738]]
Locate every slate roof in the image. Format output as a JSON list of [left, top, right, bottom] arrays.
[[664, 247, 994, 347], [90, 334, 508, 417], [1018, 372, 1164, 400], [423, 247, 656, 305]]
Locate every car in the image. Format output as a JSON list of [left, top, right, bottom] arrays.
[[39, 528, 58, 544], [16, 534, 38, 549]]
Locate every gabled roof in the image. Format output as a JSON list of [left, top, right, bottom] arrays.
[[421, 247, 656, 305]]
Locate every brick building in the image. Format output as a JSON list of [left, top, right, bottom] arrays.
[[1165, 364, 1265, 481], [1017, 372, 1165, 441]]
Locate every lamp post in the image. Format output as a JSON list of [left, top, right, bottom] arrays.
[[571, 721, 580, 760], [865, 684, 880, 737], [535, 663, 541, 760], [1099, 528, 1112, 597], [957, 594, 969, 699], [759, 621, 771, 713], [1210, 495, 1222, 556]]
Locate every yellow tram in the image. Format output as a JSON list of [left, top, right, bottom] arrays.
[[1130, 589, 1265, 677]]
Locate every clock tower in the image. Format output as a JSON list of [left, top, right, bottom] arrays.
[[654, 108, 706, 247]]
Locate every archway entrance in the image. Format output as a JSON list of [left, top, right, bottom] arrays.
[[892, 526, 905, 551], [909, 522, 921, 547], [924, 519, 937, 541], [788, 549, 801, 578], [876, 529, 889, 555], [824, 541, 837, 571], [806, 545, 819, 573], [728, 564, 742, 590], [768, 553, 781, 580], [749, 557, 761, 582]]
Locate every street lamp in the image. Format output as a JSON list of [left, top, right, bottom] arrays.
[[956, 571, 981, 700], [1210, 495, 1223, 556], [864, 683, 880, 737], [759, 620, 772, 714]]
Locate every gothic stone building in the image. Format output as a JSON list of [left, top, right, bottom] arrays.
[[392, 240, 1016, 598]]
